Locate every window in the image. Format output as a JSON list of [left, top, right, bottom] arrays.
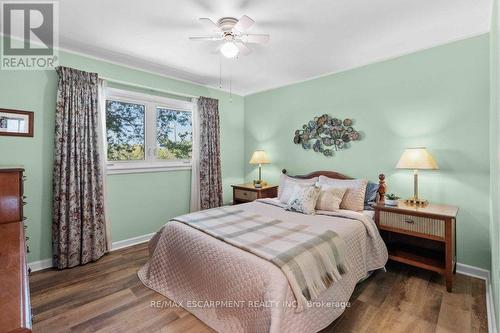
[[156, 107, 192, 160], [106, 100, 145, 161], [104, 88, 194, 174]]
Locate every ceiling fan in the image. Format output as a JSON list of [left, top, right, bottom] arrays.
[[189, 15, 270, 58]]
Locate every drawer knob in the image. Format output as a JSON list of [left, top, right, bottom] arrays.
[[404, 218, 415, 224]]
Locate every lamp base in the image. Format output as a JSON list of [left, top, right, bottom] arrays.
[[404, 197, 428, 207], [253, 180, 267, 188]]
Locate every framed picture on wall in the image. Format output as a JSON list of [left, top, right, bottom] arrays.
[[0, 109, 34, 137]]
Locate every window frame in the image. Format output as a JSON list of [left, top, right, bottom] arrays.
[[104, 88, 194, 175]]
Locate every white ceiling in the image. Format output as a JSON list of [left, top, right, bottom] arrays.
[[57, 0, 492, 95]]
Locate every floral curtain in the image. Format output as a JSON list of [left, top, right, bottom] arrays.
[[198, 97, 223, 209], [52, 66, 107, 269]]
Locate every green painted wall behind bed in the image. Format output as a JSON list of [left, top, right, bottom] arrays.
[[0, 50, 245, 263], [244, 34, 491, 269]]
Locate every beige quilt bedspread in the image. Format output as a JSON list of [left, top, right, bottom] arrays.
[[138, 199, 388, 333]]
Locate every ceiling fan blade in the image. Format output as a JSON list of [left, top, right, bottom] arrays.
[[199, 18, 221, 33], [239, 34, 270, 44], [189, 36, 223, 41], [233, 15, 255, 32], [211, 44, 222, 54], [235, 41, 252, 56]]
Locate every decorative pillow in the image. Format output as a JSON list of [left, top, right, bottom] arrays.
[[278, 174, 318, 204], [315, 186, 347, 211], [318, 176, 368, 211], [364, 182, 380, 210], [285, 184, 321, 215]]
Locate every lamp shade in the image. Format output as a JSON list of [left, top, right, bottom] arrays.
[[249, 150, 271, 164], [396, 147, 438, 170]]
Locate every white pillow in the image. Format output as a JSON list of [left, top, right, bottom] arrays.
[[278, 174, 318, 204], [316, 186, 347, 211], [318, 176, 368, 211], [285, 184, 321, 215]]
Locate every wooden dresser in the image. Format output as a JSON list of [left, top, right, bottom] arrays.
[[0, 168, 32, 332]]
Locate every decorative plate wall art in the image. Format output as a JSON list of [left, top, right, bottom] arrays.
[[293, 114, 360, 157]]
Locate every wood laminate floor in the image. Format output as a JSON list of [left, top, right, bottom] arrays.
[[30, 243, 488, 333]]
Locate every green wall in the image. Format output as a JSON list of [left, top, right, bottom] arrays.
[[0, 51, 245, 263], [490, 0, 500, 327], [245, 35, 491, 269]]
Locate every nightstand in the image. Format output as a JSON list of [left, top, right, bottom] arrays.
[[374, 201, 458, 292], [231, 183, 278, 204]]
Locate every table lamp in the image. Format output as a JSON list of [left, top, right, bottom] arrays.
[[249, 150, 271, 188], [396, 147, 438, 206]]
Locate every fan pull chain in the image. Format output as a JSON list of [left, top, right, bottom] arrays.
[[229, 60, 233, 103], [219, 54, 222, 89]]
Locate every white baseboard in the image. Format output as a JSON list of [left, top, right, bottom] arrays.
[[486, 276, 498, 333], [28, 232, 155, 272], [456, 263, 490, 280], [457, 263, 497, 333], [28, 258, 53, 272], [110, 232, 155, 251]]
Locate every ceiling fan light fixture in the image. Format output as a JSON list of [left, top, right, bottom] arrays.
[[221, 41, 239, 58], [191, 15, 268, 58]]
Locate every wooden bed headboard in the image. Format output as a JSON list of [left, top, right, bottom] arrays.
[[281, 169, 387, 203]]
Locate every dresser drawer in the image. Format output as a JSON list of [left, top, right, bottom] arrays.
[[0, 170, 23, 224], [234, 189, 257, 202], [379, 211, 445, 238]]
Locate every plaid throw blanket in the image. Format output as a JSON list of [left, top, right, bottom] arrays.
[[173, 206, 348, 307]]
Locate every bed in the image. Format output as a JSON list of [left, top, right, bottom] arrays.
[[138, 170, 389, 333]]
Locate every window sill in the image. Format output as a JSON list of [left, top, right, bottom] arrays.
[[106, 163, 192, 175]]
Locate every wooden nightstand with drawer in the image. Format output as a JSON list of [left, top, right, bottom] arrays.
[[231, 184, 278, 204], [374, 202, 458, 292]]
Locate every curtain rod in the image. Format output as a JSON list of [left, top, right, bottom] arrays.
[[99, 76, 198, 99]]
